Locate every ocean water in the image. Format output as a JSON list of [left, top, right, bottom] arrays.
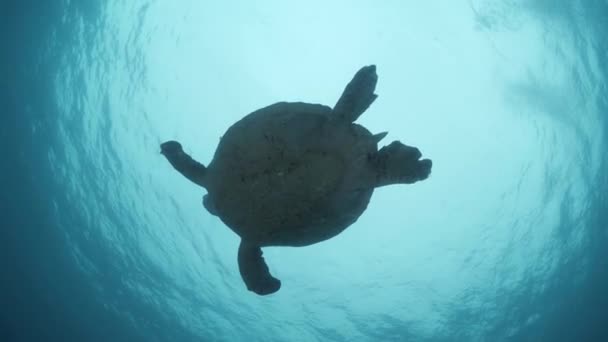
[[2, 0, 607, 341]]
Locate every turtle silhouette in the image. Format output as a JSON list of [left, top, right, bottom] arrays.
[[161, 65, 432, 295]]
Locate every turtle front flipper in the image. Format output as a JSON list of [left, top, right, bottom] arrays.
[[161, 140, 207, 188], [333, 65, 378, 123], [238, 240, 281, 295]]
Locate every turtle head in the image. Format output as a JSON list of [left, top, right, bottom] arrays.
[[372, 141, 432, 187]]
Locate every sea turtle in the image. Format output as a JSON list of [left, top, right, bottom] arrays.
[[161, 65, 432, 295]]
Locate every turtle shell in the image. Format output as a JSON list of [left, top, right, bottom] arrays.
[[204, 102, 379, 247]]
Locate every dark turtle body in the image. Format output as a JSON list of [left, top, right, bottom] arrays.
[[161, 65, 432, 295]]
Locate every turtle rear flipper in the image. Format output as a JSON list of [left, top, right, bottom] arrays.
[[333, 65, 378, 123], [161, 141, 207, 188], [238, 241, 281, 295]]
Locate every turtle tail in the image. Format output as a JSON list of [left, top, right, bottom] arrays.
[[332, 65, 378, 123], [160, 140, 207, 188], [238, 241, 281, 295]]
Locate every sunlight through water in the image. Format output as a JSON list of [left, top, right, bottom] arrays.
[[9, 0, 606, 341]]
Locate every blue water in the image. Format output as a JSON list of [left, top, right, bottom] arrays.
[[2, 0, 607, 341]]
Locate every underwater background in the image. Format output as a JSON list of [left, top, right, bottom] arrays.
[[2, 0, 607, 341]]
